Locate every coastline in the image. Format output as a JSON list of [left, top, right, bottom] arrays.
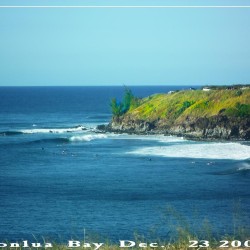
[[97, 115, 250, 141]]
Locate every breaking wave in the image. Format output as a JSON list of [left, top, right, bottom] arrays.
[[25, 134, 108, 145], [69, 134, 107, 142], [127, 142, 250, 160], [237, 163, 250, 172], [105, 134, 185, 142], [211, 162, 250, 175], [21, 125, 87, 134], [0, 125, 87, 136]]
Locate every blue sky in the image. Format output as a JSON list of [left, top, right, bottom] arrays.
[[0, 0, 250, 86]]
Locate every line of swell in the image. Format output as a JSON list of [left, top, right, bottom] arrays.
[[26, 134, 107, 144], [0, 131, 23, 136], [27, 138, 70, 144]]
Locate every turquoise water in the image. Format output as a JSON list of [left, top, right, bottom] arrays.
[[0, 86, 249, 241]]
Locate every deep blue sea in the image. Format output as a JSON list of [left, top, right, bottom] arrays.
[[0, 86, 250, 242]]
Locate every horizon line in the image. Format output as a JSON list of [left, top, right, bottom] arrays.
[[0, 84, 249, 87], [1, 5, 250, 8]]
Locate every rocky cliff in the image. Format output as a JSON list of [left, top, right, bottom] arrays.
[[101, 114, 250, 140]]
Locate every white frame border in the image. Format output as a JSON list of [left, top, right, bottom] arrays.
[[0, 5, 250, 8]]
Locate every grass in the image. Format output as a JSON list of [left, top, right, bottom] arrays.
[[124, 88, 250, 126], [1, 203, 249, 250], [2, 229, 248, 250]]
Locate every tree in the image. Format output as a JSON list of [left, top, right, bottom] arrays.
[[122, 87, 134, 113], [110, 98, 123, 116], [110, 87, 139, 117]]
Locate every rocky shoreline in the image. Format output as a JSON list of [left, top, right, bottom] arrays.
[[97, 115, 250, 141], [98, 86, 250, 141]]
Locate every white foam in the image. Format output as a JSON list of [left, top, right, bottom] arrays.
[[237, 163, 250, 171], [69, 134, 107, 142], [128, 142, 250, 160], [20, 125, 86, 134], [106, 134, 185, 142]]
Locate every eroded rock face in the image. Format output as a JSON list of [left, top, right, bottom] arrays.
[[97, 115, 250, 140], [173, 116, 250, 140], [103, 116, 156, 134]]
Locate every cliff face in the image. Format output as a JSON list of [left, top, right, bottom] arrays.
[[104, 115, 250, 140], [99, 88, 250, 140]]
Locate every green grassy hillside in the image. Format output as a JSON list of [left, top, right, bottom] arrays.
[[126, 88, 250, 124]]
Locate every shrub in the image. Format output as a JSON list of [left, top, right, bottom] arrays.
[[176, 101, 195, 116], [224, 103, 250, 117], [235, 103, 250, 117], [235, 90, 243, 96]]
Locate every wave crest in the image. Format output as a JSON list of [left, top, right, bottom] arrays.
[[237, 163, 250, 172], [0, 125, 87, 136], [69, 134, 107, 142], [21, 125, 86, 134]]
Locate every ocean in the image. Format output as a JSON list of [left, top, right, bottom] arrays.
[[0, 86, 250, 242]]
